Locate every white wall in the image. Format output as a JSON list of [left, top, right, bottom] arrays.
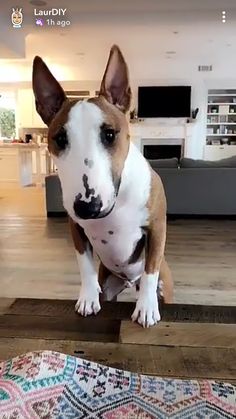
[[2, 12, 236, 158]]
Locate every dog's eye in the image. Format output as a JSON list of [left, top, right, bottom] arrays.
[[100, 124, 117, 146], [53, 127, 68, 150]]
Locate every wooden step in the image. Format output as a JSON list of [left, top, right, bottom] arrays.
[[0, 298, 235, 382]]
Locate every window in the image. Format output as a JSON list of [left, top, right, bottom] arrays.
[[0, 92, 16, 141]]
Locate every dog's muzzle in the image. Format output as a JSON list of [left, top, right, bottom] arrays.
[[73, 194, 115, 220]]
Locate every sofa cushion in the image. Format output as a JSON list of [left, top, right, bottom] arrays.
[[180, 156, 236, 168], [148, 158, 179, 168]]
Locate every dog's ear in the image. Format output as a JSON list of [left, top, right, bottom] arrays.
[[32, 56, 66, 126], [100, 45, 131, 113]]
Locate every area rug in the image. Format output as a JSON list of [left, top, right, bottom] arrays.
[[0, 351, 235, 418]]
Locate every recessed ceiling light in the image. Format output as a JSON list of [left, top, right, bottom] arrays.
[[166, 51, 176, 55], [30, 0, 47, 6]]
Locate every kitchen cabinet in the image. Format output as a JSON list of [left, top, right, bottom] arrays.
[[0, 148, 19, 182], [0, 145, 38, 185], [17, 89, 46, 129]]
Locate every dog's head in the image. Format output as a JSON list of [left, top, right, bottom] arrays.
[[32, 46, 131, 221]]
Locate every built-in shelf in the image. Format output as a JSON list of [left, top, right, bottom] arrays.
[[208, 102, 236, 105], [207, 113, 236, 116], [206, 89, 236, 154], [207, 123, 236, 125], [207, 134, 236, 137], [208, 93, 236, 97]]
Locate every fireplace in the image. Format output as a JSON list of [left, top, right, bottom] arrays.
[[141, 138, 184, 160]]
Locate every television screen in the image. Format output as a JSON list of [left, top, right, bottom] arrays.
[[138, 86, 191, 118]]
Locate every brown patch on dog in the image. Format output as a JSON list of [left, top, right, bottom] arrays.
[[89, 96, 130, 188], [145, 167, 167, 275], [160, 257, 174, 303], [47, 99, 76, 156], [128, 233, 146, 264], [69, 216, 89, 255]]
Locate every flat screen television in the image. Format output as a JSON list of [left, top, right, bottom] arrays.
[[138, 86, 191, 118]]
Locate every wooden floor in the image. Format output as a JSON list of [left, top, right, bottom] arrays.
[[0, 187, 235, 381], [0, 298, 235, 382], [0, 185, 236, 305]]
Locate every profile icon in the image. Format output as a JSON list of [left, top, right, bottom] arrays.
[[11, 8, 23, 28]]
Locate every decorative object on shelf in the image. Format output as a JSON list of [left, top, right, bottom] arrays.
[[219, 115, 227, 123], [191, 107, 199, 120], [211, 139, 221, 145], [219, 105, 229, 114], [211, 106, 218, 113], [130, 108, 138, 123], [207, 128, 214, 134]]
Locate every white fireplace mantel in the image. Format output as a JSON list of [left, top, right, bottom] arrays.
[[129, 121, 194, 158]]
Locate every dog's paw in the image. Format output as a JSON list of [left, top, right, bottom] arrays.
[[131, 295, 160, 328], [75, 284, 101, 317]]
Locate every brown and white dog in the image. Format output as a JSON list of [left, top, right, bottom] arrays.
[[32, 45, 173, 327]]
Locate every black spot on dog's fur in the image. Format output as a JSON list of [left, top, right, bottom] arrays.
[[115, 264, 119, 267], [82, 174, 95, 199], [84, 158, 94, 168], [108, 231, 114, 235], [101, 239, 108, 244], [128, 233, 146, 264]]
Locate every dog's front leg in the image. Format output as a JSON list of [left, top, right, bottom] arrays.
[[69, 217, 101, 316], [132, 219, 166, 328]]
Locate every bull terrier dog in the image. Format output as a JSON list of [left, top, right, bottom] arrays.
[[32, 45, 173, 328]]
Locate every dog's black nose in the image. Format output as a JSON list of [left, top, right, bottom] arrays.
[[73, 194, 103, 219]]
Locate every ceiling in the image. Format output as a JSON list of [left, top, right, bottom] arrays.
[[1, 0, 236, 81]]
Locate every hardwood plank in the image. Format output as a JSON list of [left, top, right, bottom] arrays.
[[160, 302, 236, 323], [5, 299, 236, 323], [0, 338, 235, 382], [1, 199, 236, 306], [0, 314, 120, 343], [120, 321, 236, 348], [0, 299, 15, 314]]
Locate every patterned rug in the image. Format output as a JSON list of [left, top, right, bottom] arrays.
[[0, 351, 235, 418]]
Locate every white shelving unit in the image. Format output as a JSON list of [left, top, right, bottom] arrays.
[[206, 89, 236, 159]]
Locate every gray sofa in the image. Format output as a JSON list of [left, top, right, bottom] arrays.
[[45, 156, 236, 216]]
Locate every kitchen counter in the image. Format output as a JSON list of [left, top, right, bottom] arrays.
[[0, 142, 46, 148], [0, 143, 49, 186]]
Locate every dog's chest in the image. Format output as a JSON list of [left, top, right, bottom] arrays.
[[80, 203, 148, 279]]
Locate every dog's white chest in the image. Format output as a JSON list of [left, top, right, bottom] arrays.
[[79, 142, 151, 280], [82, 204, 147, 279]]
